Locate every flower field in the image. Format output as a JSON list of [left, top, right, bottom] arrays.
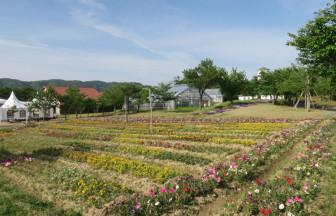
[[0, 111, 335, 215]]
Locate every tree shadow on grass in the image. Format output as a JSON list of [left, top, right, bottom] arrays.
[[0, 147, 65, 163], [31, 147, 65, 162], [0, 148, 15, 161]]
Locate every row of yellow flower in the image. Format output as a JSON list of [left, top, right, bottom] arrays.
[[64, 150, 182, 183], [108, 145, 212, 165], [51, 167, 133, 208], [54, 121, 293, 134], [209, 137, 257, 145]]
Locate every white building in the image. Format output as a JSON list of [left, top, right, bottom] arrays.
[[0, 91, 55, 122]]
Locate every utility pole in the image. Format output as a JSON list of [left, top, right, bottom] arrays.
[[149, 88, 153, 134]]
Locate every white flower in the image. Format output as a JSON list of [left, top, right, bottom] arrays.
[[176, 185, 179, 190], [287, 212, 295, 216], [268, 189, 272, 193], [155, 201, 160, 206], [168, 198, 172, 202], [307, 172, 311, 176], [315, 163, 319, 168], [254, 189, 260, 194], [279, 203, 285, 210]]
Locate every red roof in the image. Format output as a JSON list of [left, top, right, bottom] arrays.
[[53, 87, 102, 100]]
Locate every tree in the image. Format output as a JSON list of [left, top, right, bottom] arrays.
[[83, 98, 97, 116], [276, 66, 306, 105], [61, 86, 85, 119], [151, 83, 176, 102], [31, 87, 58, 120], [100, 85, 124, 112], [243, 76, 259, 98], [132, 88, 149, 112], [181, 58, 220, 109], [314, 76, 336, 101], [258, 70, 278, 102], [288, 0, 336, 80], [219, 68, 248, 102]]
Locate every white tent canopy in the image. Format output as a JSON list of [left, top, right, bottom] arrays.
[[0, 91, 56, 122], [1, 91, 27, 109]]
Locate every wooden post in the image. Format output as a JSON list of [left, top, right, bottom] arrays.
[[124, 96, 128, 123], [149, 88, 153, 134], [294, 91, 304, 109]]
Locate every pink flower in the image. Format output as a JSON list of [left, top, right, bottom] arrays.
[[160, 187, 167, 193], [230, 162, 238, 169], [2, 160, 12, 167], [286, 196, 303, 206], [135, 203, 141, 210], [24, 157, 32, 162], [286, 198, 294, 206], [149, 189, 155, 197], [170, 188, 176, 193], [294, 196, 303, 203]]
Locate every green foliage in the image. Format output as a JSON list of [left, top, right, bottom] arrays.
[[61, 86, 85, 117], [100, 85, 124, 110], [288, 0, 336, 80], [100, 83, 146, 112], [219, 68, 248, 102], [151, 82, 176, 102], [181, 58, 221, 108], [0, 87, 36, 101]]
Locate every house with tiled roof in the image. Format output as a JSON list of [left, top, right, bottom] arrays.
[[52, 87, 102, 100], [42, 86, 102, 116]]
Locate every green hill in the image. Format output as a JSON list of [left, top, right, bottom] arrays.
[[0, 78, 143, 91]]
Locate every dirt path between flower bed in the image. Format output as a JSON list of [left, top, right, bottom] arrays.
[[197, 123, 321, 216]]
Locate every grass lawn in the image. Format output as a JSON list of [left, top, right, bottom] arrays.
[[130, 103, 334, 120], [309, 133, 336, 215], [218, 103, 335, 119]]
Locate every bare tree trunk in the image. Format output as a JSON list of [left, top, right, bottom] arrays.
[[294, 91, 304, 109], [306, 91, 310, 112], [199, 90, 204, 110]]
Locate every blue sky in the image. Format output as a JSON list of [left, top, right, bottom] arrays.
[[0, 0, 329, 85]]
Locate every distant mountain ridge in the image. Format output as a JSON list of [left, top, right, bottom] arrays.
[[0, 78, 144, 91]]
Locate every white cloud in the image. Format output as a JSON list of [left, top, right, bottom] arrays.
[[71, 9, 161, 55], [155, 28, 298, 77], [78, 0, 106, 11], [0, 38, 47, 49]]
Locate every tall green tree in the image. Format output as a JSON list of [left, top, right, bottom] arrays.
[[288, 0, 336, 80], [152, 83, 176, 102], [100, 85, 124, 112], [181, 58, 220, 109], [61, 86, 85, 119], [219, 68, 248, 102]]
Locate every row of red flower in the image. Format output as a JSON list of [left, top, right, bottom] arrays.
[[241, 119, 335, 215]]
